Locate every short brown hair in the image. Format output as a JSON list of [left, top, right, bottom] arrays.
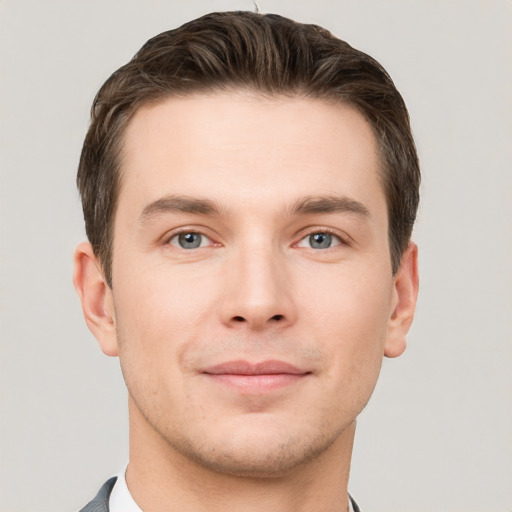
[[77, 11, 420, 287]]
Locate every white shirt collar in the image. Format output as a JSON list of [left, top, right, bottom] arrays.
[[109, 466, 143, 512], [109, 464, 356, 512]]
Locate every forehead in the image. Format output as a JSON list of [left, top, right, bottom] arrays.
[[118, 92, 384, 219]]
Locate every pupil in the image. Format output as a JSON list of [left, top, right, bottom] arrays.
[[179, 233, 201, 248], [310, 233, 331, 249]]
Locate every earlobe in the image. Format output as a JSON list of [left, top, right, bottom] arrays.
[[73, 241, 119, 356], [384, 242, 419, 358]]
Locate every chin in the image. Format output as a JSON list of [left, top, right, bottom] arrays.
[[167, 423, 342, 478]]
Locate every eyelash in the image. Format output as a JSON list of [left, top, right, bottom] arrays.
[[166, 229, 217, 249], [164, 227, 349, 251], [295, 228, 348, 249]]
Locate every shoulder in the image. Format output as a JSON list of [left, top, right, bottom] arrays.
[[79, 477, 117, 512]]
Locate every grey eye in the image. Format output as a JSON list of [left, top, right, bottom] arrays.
[[169, 232, 207, 249], [179, 233, 201, 248], [296, 232, 342, 249], [309, 233, 333, 249]]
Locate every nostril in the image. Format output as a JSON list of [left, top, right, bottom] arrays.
[[230, 314, 285, 324]]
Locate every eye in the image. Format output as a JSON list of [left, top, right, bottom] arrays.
[[168, 232, 211, 249], [297, 232, 342, 249]]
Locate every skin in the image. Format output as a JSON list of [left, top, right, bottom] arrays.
[[74, 92, 418, 512]]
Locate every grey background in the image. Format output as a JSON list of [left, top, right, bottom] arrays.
[[1, 0, 511, 511]]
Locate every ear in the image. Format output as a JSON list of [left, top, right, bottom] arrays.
[[73, 241, 118, 356], [384, 242, 419, 358]]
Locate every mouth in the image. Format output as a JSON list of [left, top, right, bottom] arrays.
[[202, 360, 311, 392]]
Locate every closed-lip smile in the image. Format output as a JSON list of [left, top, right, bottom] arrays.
[[202, 360, 311, 392]]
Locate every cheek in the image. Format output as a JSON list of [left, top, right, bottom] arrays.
[[112, 262, 221, 377], [112, 279, 200, 419], [114, 253, 215, 327], [301, 261, 392, 336], [300, 265, 392, 378]]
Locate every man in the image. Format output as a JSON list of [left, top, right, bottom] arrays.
[[73, 10, 419, 512]]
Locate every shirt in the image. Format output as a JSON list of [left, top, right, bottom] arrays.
[[109, 466, 356, 512], [109, 467, 142, 512]]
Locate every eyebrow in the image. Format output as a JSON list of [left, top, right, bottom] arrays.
[[139, 195, 221, 224], [138, 193, 370, 224], [291, 195, 370, 217]]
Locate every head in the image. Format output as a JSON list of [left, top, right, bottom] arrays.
[[74, 11, 420, 479], [77, 11, 419, 288]]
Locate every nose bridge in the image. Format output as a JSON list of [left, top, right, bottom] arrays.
[[221, 236, 295, 329]]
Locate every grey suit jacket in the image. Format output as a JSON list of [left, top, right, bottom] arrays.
[[80, 477, 117, 512], [80, 477, 361, 511]]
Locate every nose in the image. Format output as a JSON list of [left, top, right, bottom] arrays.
[[219, 244, 297, 331]]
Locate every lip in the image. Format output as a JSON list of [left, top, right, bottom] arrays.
[[203, 360, 307, 375], [202, 360, 311, 392]]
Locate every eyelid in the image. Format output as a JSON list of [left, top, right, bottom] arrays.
[[163, 226, 221, 248], [160, 225, 351, 249], [168, 233, 210, 249], [294, 227, 351, 248]]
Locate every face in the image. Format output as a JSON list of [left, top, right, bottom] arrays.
[[79, 92, 417, 477]]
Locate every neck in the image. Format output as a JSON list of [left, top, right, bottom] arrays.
[[126, 400, 356, 512]]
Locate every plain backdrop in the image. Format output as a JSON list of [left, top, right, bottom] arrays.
[[1, 1, 511, 511]]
